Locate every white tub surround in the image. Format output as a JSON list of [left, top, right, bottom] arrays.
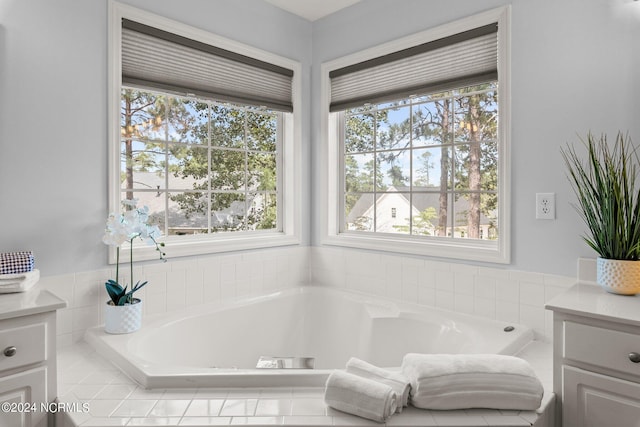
[[0, 288, 66, 427], [84, 286, 534, 389], [56, 341, 555, 427], [546, 283, 640, 427]]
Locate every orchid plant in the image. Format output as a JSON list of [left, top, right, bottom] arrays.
[[102, 199, 166, 306]]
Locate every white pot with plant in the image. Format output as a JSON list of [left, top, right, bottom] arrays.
[[102, 199, 166, 333], [562, 132, 640, 295]]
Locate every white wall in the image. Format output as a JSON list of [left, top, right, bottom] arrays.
[[310, 0, 640, 277], [0, 0, 312, 276]]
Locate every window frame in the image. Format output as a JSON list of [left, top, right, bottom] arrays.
[[108, 1, 302, 263], [319, 6, 511, 264]]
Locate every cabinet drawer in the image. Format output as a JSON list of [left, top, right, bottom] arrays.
[[0, 322, 46, 372], [564, 321, 640, 377]]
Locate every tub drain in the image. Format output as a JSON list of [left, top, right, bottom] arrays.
[[503, 325, 515, 332], [256, 356, 315, 369]]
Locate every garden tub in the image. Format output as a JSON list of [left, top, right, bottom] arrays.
[[84, 286, 533, 388]]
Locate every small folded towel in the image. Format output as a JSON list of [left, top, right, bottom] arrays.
[[401, 353, 544, 410], [345, 357, 410, 412], [0, 270, 40, 293], [0, 251, 35, 275], [324, 370, 397, 422]]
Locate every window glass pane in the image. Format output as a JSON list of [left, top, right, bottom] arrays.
[[412, 99, 453, 147], [248, 152, 276, 191], [121, 89, 166, 141], [345, 193, 374, 231], [377, 150, 410, 191], [453, 192, 498, 240], [345, 112, 375, 153], [168, 191, 209, 235], [211, 193, 246, 232], [410, 192, 450, 237], [247, 192, 277, 230], [412, 147, 450, 189], [247, 111, 277, 152], [345, 153, 375, 192], [375, 192, 410, 235], [377, 105, 410, 151], [167, 143, 208, 189], [210, 149, 246, 190], [168, 98, 209, 144], [454, 86, 498, 144], [454, 140, 497, 191], [481, 192, 499, 240], [120, 140, 165, 191], [211, 105, 245, 148]]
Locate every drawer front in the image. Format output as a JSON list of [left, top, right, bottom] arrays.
[[564, 321, 640, 377], [0, 322, 47, 372]]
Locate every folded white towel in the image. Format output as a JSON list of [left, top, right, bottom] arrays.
[[345, 357, 410, 412], [0, 270, 40, 293], [324, 370, 397, 422], [401, 353, 543, 410]]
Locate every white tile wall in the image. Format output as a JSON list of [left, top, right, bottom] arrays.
[[39, 246, 310, 348], [39, 245, 581, 347], [310, 247, 578, 341]]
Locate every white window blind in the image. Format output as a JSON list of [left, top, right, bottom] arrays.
[[329, 23, 498, 112], [121, 19, 294, 112]]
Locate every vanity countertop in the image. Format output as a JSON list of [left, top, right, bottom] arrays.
[[0, 287, 66, 320], [545, 282, 640, 326]]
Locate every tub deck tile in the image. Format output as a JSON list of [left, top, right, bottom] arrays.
[[57, 341, 554, 427]]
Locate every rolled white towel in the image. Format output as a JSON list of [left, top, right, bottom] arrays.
[[324, 370, 397, 422], [0, 270, 40, 293], [401, 353, 543, 410], [345, 357, 410, 412], [0, 251, 34, 275]]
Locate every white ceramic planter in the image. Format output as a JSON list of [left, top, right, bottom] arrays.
[[597, 258, 640, 295], [104, 298, 142, 334]]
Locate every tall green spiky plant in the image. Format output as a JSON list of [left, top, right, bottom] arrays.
[[561, 132, 640, 260]]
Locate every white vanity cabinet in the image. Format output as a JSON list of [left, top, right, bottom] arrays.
[[0, 290, 66, 427], [546, 284, 640, 427]]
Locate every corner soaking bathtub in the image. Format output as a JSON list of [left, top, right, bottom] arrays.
[[85, 286, 533, 388]]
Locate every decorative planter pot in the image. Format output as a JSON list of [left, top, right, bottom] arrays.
[[597, 258, 640, 295], [104, 298, 142, 334]]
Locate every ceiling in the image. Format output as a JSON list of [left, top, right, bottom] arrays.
[[264, 0, 361, 21]]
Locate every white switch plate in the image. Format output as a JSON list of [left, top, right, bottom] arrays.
[[536, 193, 555, 220]]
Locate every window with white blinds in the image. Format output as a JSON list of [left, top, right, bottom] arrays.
[[108, 2, 301, 262], [121, 19, 294, 112], [329, 24, 498, 112], [321, 7, 511, 264]]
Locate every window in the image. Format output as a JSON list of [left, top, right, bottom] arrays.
[[343, 84, 498, 239], [109, 2, 301, 262], [121, 89, 280, 235], [320, 7, 510, 264]]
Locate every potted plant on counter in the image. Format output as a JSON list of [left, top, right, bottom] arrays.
[[562, 132, 640, 295], [102, 199, 166, 333]]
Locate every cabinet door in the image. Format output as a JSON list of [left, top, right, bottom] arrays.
[[0, 367, 47, 427], [563, 365, 640, 427]]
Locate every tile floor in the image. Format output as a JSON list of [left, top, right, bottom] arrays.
[[55, 341, 555, 427]]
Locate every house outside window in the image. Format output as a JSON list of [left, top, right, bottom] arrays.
[[320, 7, 510, 264]]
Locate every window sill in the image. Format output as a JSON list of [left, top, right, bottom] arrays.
[[321, 232, 509, 264], [109, 232, 301, 264]]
